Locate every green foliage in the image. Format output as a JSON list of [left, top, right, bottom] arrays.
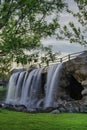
[[0, 110, 87, 130], [59, 0, 87, 45], [0, 0, 65, 76], [40, 46, 60, 65], [0, 86, 7, 101]]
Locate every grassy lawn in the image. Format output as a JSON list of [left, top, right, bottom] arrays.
[[0, 109, 87, 130]]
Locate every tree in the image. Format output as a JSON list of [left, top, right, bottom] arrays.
[[59, 0, 87, 46], [0, 0, 65, 78], [0, 0, 65, 60]]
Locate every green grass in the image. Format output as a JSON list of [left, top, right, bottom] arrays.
[[0, 110, 87, 130], [0, 86, 7, 101]]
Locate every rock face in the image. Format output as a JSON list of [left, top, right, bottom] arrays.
[[61, 51, 87, 111], [63, 51, 87, 83]]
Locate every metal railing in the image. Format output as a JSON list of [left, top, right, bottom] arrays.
[[40, 50, 86, 66], [0, 50, 86, 68]]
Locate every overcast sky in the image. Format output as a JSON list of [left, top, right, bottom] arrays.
[[42, 0, 87, 56]]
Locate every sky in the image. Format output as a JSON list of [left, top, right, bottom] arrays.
[[42, 0, 87, 56], [42, 38, 87, 55]]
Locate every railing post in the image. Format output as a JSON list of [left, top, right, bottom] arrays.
[[60, 58, 62, 62], [46, 60, 49, 66], [68, 54, 70, 61], [39, 64, 41, 68]]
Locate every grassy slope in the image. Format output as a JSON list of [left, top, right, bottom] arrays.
[[0, 110, 87, 130]]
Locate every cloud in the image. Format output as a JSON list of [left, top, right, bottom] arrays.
[[42, 38, 87, 55]]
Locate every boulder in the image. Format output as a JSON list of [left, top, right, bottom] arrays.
[[80, 105, 87, 113], [82, 80, 87, 88], [50, 109, 60, 114], [63, 51, 87, 83], [82, 89, 87, 96], [63, 101, 81, 113]]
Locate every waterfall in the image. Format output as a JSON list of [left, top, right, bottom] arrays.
[[6, 72, 20, 104], [14, 71, 26, 104], [20, 69, 37, 105], [20, 68, 44, 109], [44, 63, 62, 108], [6, 63, 63, 110], [26, 67, 44, 109]]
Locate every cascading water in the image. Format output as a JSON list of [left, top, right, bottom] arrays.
[[14, 71, 26, 104], [20, 69, 37, 105], [6, 71, 20, 104], [26, 67, 44, 109], [20, 68, 44, 109], [44, 63, 62, 108], [6, 63, 63, 110]]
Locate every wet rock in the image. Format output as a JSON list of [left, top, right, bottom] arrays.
[[14, 105, 27, 112], [82, 89, 87, 96], [63, 101, 81, 113], [4, 104, 16, 110], [82, 80, 87, 88], [80, 105, 87, 113], [81, 89, 87, 105], [44, 107, 56, 112], [27, 108, 37, 113], [58, 106, 66, 112], [50, 109, 60, 114], [66, 106, 79, 113], [12, 68, 26, 74]]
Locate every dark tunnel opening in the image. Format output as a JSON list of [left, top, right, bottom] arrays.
[[67, 74, 84, 100]]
